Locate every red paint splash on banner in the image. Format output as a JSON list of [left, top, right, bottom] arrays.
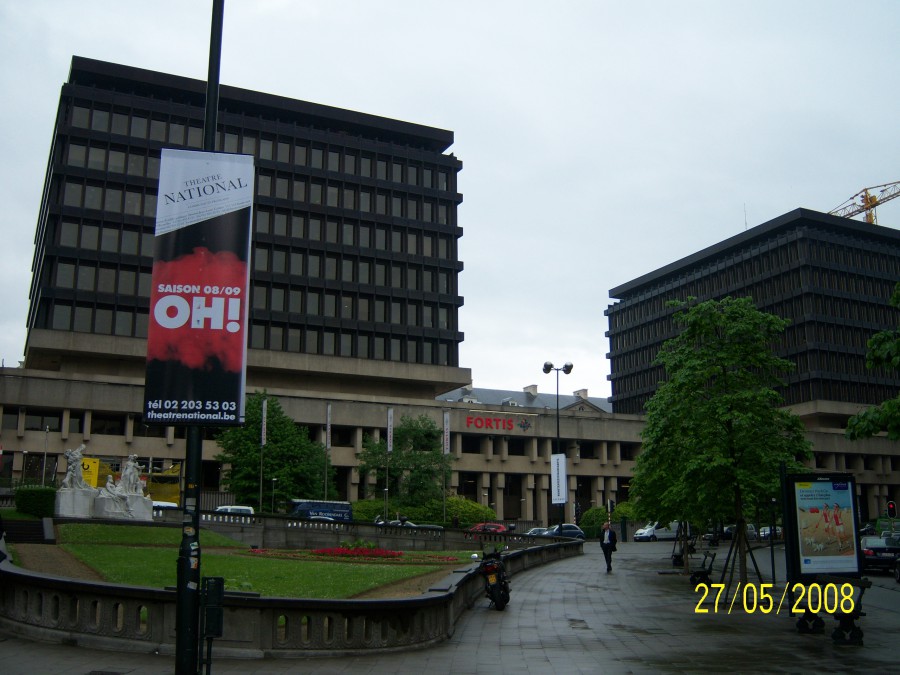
[[147, 247, 247, 372]]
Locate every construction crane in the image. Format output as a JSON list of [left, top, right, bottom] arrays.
[[828, 181, 900, 224]]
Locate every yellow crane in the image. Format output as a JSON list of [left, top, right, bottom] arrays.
[[828, 181, 900, 224]]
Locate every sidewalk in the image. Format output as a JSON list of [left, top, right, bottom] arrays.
[[1, 541, 897, 674]]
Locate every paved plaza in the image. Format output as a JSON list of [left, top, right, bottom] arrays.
[[1, 540, 897, 674]]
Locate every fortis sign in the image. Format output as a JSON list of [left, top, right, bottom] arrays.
[[465, 415, 515, 431]]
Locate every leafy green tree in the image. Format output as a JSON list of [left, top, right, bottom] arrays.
[[847, 282, 900, 440], [357, 414, 453, 507], [629, 297, 811, 580], [215, 392, 333, 511]]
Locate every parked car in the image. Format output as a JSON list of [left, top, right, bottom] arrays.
[[469, 522, 507, 534], [759, 526, 783, 540], [858, 523, 876, 536], [721, 524, 757, 541], [526, 527, 548, 536], [542, 523, 585, 540], [374, 516, 443, 530], [152, 501, 178, 509], [860, 535, 900, 572], [634, 521, 682, 542]]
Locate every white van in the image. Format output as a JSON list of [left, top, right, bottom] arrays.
[[215, 505, 255, 515], [634, 521, 685, 541]]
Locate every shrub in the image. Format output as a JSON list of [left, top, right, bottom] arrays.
[[15, 486, 57, 518], [579, 506, 610, 539]]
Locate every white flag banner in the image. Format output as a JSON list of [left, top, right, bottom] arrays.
[[326, 403, 332, 450], [443, 410, 450, 455], [387, 408, 394, 453], [551, 453, 567, 504]]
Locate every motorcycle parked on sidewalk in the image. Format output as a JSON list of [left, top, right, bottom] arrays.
[[474, 548, 511, 611]]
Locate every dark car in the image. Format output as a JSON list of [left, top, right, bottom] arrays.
[[543, 523, 586, 540], [860, 535, 900, 572]]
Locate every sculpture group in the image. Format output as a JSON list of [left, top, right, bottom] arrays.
[[55, 446, 152, 521]]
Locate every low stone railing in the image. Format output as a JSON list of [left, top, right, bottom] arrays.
[[0, 539, 581, 657]]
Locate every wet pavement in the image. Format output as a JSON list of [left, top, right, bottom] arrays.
[[1, 540, 897, 673]]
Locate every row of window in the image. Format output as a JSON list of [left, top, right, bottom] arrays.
[[45, 299, 456, 360], [255, 212, 451, 257], [60, 179, 455, 257], [54, 251, 455, 304], [253, 249, 451, 293], [247, 324, 452, 365], [62, 180, 158, 219], [70, 105, 454, 191], [251, 285, 451, 328], [258, 172, 451, 223]]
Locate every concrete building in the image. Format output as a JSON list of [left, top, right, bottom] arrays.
[[0, 57, 638, 524], [606, 208, 900, 519]]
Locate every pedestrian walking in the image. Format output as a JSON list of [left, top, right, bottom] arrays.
[[601, 522, 617, 573]]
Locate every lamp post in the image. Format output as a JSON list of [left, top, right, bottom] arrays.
[[543, 361, 573, 524]]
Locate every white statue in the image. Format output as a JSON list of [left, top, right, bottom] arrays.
[[61, 445, 91, 490], [119, 454, 145, 496]]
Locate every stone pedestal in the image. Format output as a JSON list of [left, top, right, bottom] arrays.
[[92, 493, 153, 521], [55, 488, 99, 518]]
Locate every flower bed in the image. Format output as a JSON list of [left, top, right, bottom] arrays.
[[244, 547, 459, 564]]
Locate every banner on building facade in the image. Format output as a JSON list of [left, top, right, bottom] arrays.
[[143, 149, 254, 426], [551, 453, 567, 504]]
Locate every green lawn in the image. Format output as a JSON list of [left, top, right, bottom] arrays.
[[43, 522, 467, 599]]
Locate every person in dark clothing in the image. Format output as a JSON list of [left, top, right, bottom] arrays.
[[601, 521, 617, 573]]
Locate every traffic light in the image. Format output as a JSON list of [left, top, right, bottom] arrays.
[[888, 500, 897, 519]]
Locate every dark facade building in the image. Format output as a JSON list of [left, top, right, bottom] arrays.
[[606, 208, 900, 415], [1, 56, 647, 524], [25, 56, 468, 398]]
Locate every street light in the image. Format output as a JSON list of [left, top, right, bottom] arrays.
[[270, 478, 277, 513], [543, 361, 573, 524]]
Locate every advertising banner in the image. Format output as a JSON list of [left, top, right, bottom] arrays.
[[143, 149, 254, 426], [551, 453, 567, 504], [387, 408, 394, 453], [791, 474, 860, 577]]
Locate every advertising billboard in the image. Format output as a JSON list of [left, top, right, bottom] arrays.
[[787, 473, 860, 579], [143, 149, 254, 426]]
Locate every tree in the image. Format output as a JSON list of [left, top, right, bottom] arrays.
[[215, 392, 333, 511], [629, 297, 811, 581], [358, 414, 453, 507], [846, 282, 900, 440]]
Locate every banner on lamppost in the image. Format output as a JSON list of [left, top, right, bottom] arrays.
[[551, 453, 567, 504], [326, 403, 332, 450], [261, 398, 267, 446], [143, 149, 254, 426], [443, 410, 450, 455], [387, 408, 394, 453]]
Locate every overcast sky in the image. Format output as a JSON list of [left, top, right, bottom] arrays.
[[1, 1, 898, 399]]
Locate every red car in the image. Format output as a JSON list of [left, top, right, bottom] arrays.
[[469, 522, 507, 534]]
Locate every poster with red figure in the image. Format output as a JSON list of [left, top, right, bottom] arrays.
[[144, 149, 254, 426]]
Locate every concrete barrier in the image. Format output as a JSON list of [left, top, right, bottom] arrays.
[[0, 532, 581, 657]]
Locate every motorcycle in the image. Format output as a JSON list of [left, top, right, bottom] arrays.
[[474, 548, 511, 611]]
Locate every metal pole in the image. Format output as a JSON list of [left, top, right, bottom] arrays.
[[176, 3, 223, 673], [555, 369, 562, 526], [176, 426, 203, 675], [770, 497, 777, 585], [42, 426, 48, 486]]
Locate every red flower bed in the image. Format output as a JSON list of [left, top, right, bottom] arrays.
[[311, 546, 403, 559]]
